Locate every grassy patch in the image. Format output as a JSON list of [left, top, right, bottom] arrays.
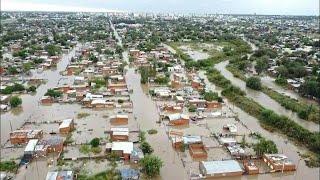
[[147, 129, 158, 135], [77, 112, 90, 119], [0, 161, 18, 172]]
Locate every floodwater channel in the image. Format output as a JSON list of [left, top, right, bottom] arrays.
[[199, 71, 319, 180], [112, 23, 187, 179], [215, 61, 319, 132]]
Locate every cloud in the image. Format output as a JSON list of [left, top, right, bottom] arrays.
[[1, 0, 318, 15]]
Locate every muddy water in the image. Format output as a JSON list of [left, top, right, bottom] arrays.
[[261, 75, 319, 105], [0, 45, 81, 145], [125, 68, 187, 180], [199, 70, 319, 180], [179, 45, 210, 61], [215, 61, 319, 132]]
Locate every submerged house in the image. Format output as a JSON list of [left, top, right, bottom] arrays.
[[59, 119, 74, 134], [106, 142, 133, 161], [165, 113, 189, 126], [10, 129, 43, 145], [199, 160, 243, 178], [110, 127, 129, 141], [110, 114, 129, 125], [263, 154, 296, 172]]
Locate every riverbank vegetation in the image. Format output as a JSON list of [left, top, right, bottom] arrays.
[[170, 40, 320, 166], [205, 68, 320, 167], [226, 56, 320, 123]]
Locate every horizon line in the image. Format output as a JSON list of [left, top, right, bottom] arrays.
[[2, 10, 319, 17]]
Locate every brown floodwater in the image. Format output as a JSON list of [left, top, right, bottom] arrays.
[[0, 44, 81, 145], [260, 75, 319, 105], [200, 70, 320, 180], [215, 61, 319, 132], [125, 68, 187, 180]]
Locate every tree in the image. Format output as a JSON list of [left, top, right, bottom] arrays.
[[253, 139, 278, 156], [140, 141, 154, 154], [246, 77, 262, 90], [138, 131, 146, 142], [12, 83, 25, 92], [1, 86, 13, 94], [27, 86, 37, 93], [10, 96, 22, 108], [45, 44, 61, 56], [90, 138, 100, 148], [203, 91, 219, 101], [275, 76, 287, 86], [89, 53, 98, 63], [140, 155, 163, 177], [188, 105, 196, 112], [7, 67, 18, 75], [45, 89, 62, 98], [255, 57, 268, 74], [115, 45, 123, 54], [22, 62, 32, 72]]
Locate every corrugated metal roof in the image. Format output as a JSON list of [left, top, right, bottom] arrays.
[[24, 139, 38, 152]]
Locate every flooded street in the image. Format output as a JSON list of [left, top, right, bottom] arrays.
[[215, 61, 319, 132], [0, 45, 81, 145], [125, 68, 187, 180], [111, 21, 187, 179], [199, 70, 320, 180]]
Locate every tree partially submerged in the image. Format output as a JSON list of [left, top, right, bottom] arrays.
[[140, 155, 163, 177]]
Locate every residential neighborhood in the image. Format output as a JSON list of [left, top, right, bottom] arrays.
[[0, 4, 319, 180]]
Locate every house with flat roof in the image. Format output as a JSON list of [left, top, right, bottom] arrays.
[[263, 154, 296, 172], [110, 127, 129, 141], [199, 160, 243, 178], [59, 119, 74, 134], [165, 113, 189, 126], [110, 114, 129, 125], [106, 142, 133, 161], [10, 129, 43, 145]]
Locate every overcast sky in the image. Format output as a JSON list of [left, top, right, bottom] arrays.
[[2, 0, 319, 15]]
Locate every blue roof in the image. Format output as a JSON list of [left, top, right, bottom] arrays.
[[120, 169, 139, 180]]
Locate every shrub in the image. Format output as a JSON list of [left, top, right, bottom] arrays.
[[147, 129, 158, 134], [77, 112, 90, 119], [204, 91, 219, 101], [0, 161, 18, 172], [91, 147, 102, 154], [139, 131, 146, 142], [80, 145, 90, 154], [253, 138, 278, 156], [9, 96, 22, 107], [140, 155, 163, 177], [246, 76, 262, 90], [45, 89, 62, 98], [140, 141, 154, 155], [90, 138, 100, 148], [188, 105, 197, 112], [27, 86, 37, 93]]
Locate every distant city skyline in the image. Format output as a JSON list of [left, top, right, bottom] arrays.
[[1, 0, 319, 16]]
